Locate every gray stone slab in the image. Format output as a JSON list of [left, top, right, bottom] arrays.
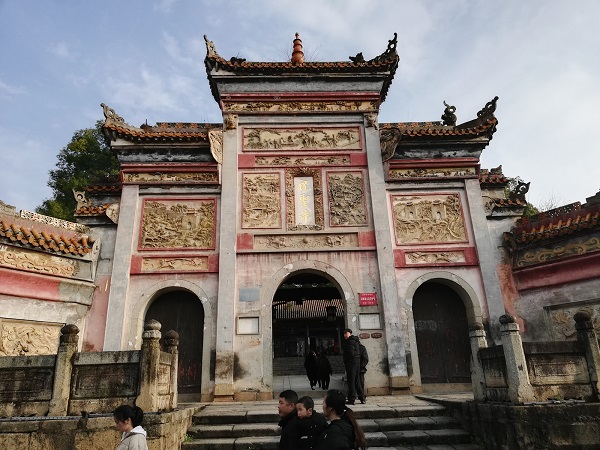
[[409, 416, 437, 427], [181, 437, 235, 450], [232, 423, 280, 436], [385, 429, 431, 445], [193, 409, 247, 424], [234, 435, 279, 450], [429, 415, 462, 428], [187, 424, 233, 438], [425, 428, 471, 444], [374, 417, 418, 430], [246, 409, 279, 423], [394, 405, 446, 417], [356, 418, 379, 432], [353, 405, 397, 419], [364, 431, 388, 447]]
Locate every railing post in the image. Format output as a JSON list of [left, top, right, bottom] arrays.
[[48, 324, 79, 416], [575, 311, 600, 401], [164, 329, 179, 410], [499, 314, 534, 403], [469, 322, 488, 401], [136, 320, 161, 412]]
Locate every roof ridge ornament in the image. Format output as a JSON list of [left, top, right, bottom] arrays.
[[291, 32, 304, 65], [100, 103, 125, 125], [204, 35, 218, 58], [441, 101, 457, 126], [477, 96, 499, 118], [370, 32, 398, 63]]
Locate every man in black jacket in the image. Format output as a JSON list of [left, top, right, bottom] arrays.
[[342, 328, 364, 405], [358, 342, 369, 404], [278, 389, 301, 450]]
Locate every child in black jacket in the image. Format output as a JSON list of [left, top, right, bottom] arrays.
[[296, 396, 327, 450]]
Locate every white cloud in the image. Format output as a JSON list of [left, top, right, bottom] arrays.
[[0, 78, 27, 96], [49, 41, 70, 58]]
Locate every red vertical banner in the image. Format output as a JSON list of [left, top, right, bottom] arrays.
[[359, 292, 377, 306]]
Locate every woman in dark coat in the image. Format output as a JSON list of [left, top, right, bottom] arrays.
[[304, 351, 319, 390], [315, 389, 367, 450], [317, 351, 333, 390]]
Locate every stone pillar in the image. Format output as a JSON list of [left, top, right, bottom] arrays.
[[499, 314, 534, 403], [575, 311, 600, 400], [469, 322, 488, 401], [464, 179, 506, 341], [48, 324, 79, 416], [363, 117, 409, 391], [136, 320, 161, 412], [214, 116, 239, 401], [164, 329, 179, 409], [104, 184, 140, 350]]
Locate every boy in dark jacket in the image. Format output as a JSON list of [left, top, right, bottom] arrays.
[[278, 389, 301, 450], [296, 396, 327, 450]]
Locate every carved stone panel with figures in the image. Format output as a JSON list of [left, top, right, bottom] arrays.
[[243, 127, 361, 151], [0, 319, 62, 356], [242, 173, 282, 229], [327, 171, 367, 227], [140, 199, 216, 250], [391, 194, 467, 245]]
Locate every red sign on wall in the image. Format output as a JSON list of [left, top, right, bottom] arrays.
[[359, 292, 377, 306]]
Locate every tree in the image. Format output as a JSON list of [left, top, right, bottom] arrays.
[[36, 120, 120, 221]]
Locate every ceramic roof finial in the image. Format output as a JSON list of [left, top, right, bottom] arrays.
[[291, 32, 304, 65]]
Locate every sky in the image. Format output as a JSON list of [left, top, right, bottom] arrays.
[[1, 0, 599, 213]]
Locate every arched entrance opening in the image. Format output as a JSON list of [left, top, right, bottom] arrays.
[[145, 289, 204, 395], [272, 272, 345, 388], [413, 281, 471, 384]]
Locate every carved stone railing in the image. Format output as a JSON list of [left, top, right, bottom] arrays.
[[471, 312, 600, 403], [0, 321, 178, 417]]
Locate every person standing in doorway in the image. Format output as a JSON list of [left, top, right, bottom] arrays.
[[341, 328, 363, 405], [304, 350, 319, 390], [317, 351, 332, 390], [358, 342, 369, 404]]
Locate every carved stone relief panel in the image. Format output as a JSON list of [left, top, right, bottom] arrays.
[[327, 172, 367, 227], [405, 251, 466, 265], [255, 155, 351, 166], [389, 167, 477, 179], [0, 319, 61, 356], [243, 127, 361, 151], [254, 233, 359, 250], [208, 129, 223, 164], [242, 173, 281, 229], [20, 210, 88, 233], [545, 301, 600, 340], [141, 256, 209, 272], [123, 171, 218, 184], [391, 194, 467, 245], [285, 168, 324, 231], [224, 100, 378, 113], [516, 235, 600, 267], [0, 244, 78, 277], [140, 199, 216, 250]]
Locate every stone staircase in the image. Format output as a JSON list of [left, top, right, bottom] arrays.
[[273, 355, 345, 376], [181, 396, 482, 449]]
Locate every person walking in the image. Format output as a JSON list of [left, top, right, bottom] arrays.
[[304, 350, 319, 390], [315, 389, 367, 450], [358, 342, 369, 403], [341, 328, 363, 405], [317, 351, 333, 390], [277, 389, 301, 450], [113, 405, 149, 450]]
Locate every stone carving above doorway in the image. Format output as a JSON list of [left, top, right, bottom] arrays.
[[223, 100, 378, 114], [327, 172, 367, 226], [254, 233, 358, 250], [141, 256, 209, 272], [405, 251, 465, 265], [243, 127, 361, 151], [242, 173, 282, 229], [0, 320, 61, 356], [255, 155, 351, 166], [140, 199, 216, 249], [391, 194, 467, 245], [389, 167, 477, 179]]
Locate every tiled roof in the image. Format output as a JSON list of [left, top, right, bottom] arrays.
[[84, 180, 122, 194], [479, 166, 509, 186], [382, 116, 497, 139], [204, 34, 399, 102], [74, 204, 112, 217], [0, 220, 95, 256], [273, 299, 344, 320], [509, 202, 600, 247], [101, 103, 217, 144], [493, 198, 527, 208]]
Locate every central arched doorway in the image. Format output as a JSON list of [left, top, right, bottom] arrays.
[[145, 289, 204, 395], [272, 272, 345, 389], [413, 282, 471, 384]]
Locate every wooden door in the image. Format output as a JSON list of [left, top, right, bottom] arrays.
[[145, 290, 203, 393], [413, 283, 471, 383]]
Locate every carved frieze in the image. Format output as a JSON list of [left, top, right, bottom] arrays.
[[123, 172, 218, 184], [208, 129, 223, 164], [516, 236, 600, 267], [243, 127, 361, 151], [405, 251, 466, 265], [389, 167, 477, 179], [255, 155, 351, 166], [254, 233, 358, 250], [391, 194, 467, 245], [140, 199, 216, 250], [142, 256, 208, 272], [20, 210, 88, 233], [224, 101, 378, 113], [242, 173, 281, 229], [0, 320, 61, 356], [327, 172, 367, 226], [546, 302, 600, 340], [286, 168, 324, 231], [0, 245, 78, 277]]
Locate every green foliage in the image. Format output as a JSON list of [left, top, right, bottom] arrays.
[[183, 434, 194, 442], [36, 120, 119, 221]]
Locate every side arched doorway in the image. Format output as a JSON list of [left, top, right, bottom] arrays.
[[145, 290, 204, 394], [413, 282, 471, 384], [272, 272, 345, 388]]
